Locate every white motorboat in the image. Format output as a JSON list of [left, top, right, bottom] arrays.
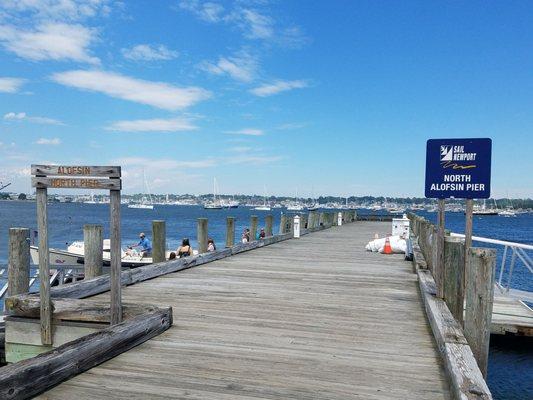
[[286, 203, 304, 211], [30, 239, 178, 268], [306, 204, 320, 211], [128, 203, 154, 210], [499, 209, 516, 217]]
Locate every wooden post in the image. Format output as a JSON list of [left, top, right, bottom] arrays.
[[250, 215, 258, 242], [83, 224, 103, 280], [436, 199, 445, 298], [318, 212, 325, 227], [265, 215, 273, 237], [225, 217, 235, 247], [152, 220, 166, 263], [444, 236, 465, 326], [464, 247, 496, 378], [110, 189, 122, 325], [36, 188, 52, 345], [464, 199, 474, 253], [7, 228, 30, 296], [279, 214, 288, 234], [197, 218, 208, 253]]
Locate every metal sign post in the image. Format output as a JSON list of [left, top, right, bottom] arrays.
[[31, 165, 122, 344], [425, 139, 492, 299]]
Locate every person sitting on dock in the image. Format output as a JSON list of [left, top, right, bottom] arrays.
[[177, 238, 192, 258], [130, 232, 152, 257], [241, 229, 249, 243], [259, 228, 266, 239], [207, 238, 216, 252]]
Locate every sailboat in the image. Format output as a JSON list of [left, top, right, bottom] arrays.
[[128, 169, 154, 210], [204, 178, 223, 209], [254, 186, 271, 211], [470, 199, 497, 216], [286, 188, 304, 211], [499, 197, 517, 217]]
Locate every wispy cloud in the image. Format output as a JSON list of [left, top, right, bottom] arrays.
[[105, 117, 197, 132], [0, 0, 112, 22], [0, 77, 26, 93], [177, 2, 307, 47], [226, 154, 282, 165], [178, 1, 225, 23], [276, 122, 306, 130], [0, 23, 99, 64], [113, 156, 217, 169], [227, 146, 253, 153], [250, 79, 308, 97], [51, 70, 211, 110], [225, 128, 264, 136], [4, 112, 64, 125], [35, 137, 61, 145], [200, 50, 258, 82], [121, 44, 179, 61]]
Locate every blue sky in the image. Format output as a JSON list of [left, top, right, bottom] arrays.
[[0, 1, 532, 198]]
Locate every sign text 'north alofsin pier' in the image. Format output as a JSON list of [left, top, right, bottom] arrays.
[[425, 138, 492, 199]]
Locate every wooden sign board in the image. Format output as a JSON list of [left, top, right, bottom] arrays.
[[32, 177, 121, 190], [31, 165, 121, 178]]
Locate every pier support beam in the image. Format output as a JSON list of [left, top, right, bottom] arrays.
[[197, 218, 208, 253], [265, 215, 273, 237], [250, 215, 258, 242], [84, 225, 103, 280], [225, 217, 235, 247], [110, 189, 122, 325], [279, 215, 288, 234], [36, 187, 52, 345], [444, 236, 465, 326], [464, 247, 496, 378], [152, 220, 166, 263], [8, 228, 30, 297]]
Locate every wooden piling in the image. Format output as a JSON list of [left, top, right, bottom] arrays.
[[279, 214, 288, 234], [83, 225, 103, 280], [250, 215, 258, 242], [36, 187, 52, 345], [110, 189, 122, 325], [436, 199, 445, 298], [197, 218, 208, 253], [7, 228, 30, 296], [152, 220, 166, 263], [265, 215, 273, 237], [464, 247, 496, 378], [225, 217, 235, 247], [443, 236, 465, 326]]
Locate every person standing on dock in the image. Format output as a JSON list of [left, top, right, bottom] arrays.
[[130, 232, 152, 257]]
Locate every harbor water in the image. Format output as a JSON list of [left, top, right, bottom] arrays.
[[0, 201, 531, 399]]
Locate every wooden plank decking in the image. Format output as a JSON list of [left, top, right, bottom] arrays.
[[38, 222, 451, 399]]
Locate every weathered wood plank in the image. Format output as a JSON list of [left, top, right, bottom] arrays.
[[444, 236, 465, 326], [151, 220, 166, 264], [83, 225, 103, 280], [109, 189, 122, 325], [31, 177, 121, 190], [0, 307, 172, 400], [31, 165, 121, 178], [36, 188, 52, 345], [225, 217, 235, 247]]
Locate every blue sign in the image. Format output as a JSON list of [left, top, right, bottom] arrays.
[[425, 138, 492, 199]]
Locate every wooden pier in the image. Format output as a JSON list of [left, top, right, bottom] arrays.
[[36, 221, 452, 399]]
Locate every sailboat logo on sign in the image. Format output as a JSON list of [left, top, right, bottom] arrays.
[[440, 146, 453, 161]]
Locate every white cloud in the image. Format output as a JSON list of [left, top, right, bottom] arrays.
[[0, 0, 111, 21], [250, 79, 308, 97], [0, 23, 99, 64], [226, 154, 282, 165], [200, 50, 257, 82], [105, 117, 197, 132], [121, 44, 179, 61], [35, 137, 61, 145], [51, 70, 211, 110], [0, 77, 26, 93], [225, 128, 264, 136], [178, 1, 225, 23], [236, 8, 273, 39], [276, 122, 306, 130], [4, 112, 64, 125]]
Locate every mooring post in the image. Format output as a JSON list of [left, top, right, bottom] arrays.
[[308, 211, 316, 229], [337, 212, 343, 226], [464, 247, 496, 378], [444, 236, 465, 326], [265, 215, 273, 237], [435, 199, 446, 298], [110, 188, 122, 325], [225, 217, 235, 247], [250, 215, 258, 242], [318, 212, 325, 227], [152, 220, 166, 263], [279, 214, 288, 234], [83, 224, 103, 279], [7, 227, 30, 296], [197, 218, 208, 253], [300, 214, 307, 230]]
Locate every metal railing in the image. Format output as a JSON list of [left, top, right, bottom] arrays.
[[0, 265, 84, 301], [450, 232, 533, 303]]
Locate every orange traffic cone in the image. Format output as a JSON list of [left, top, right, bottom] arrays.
[[383, 236, 393, 254]]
